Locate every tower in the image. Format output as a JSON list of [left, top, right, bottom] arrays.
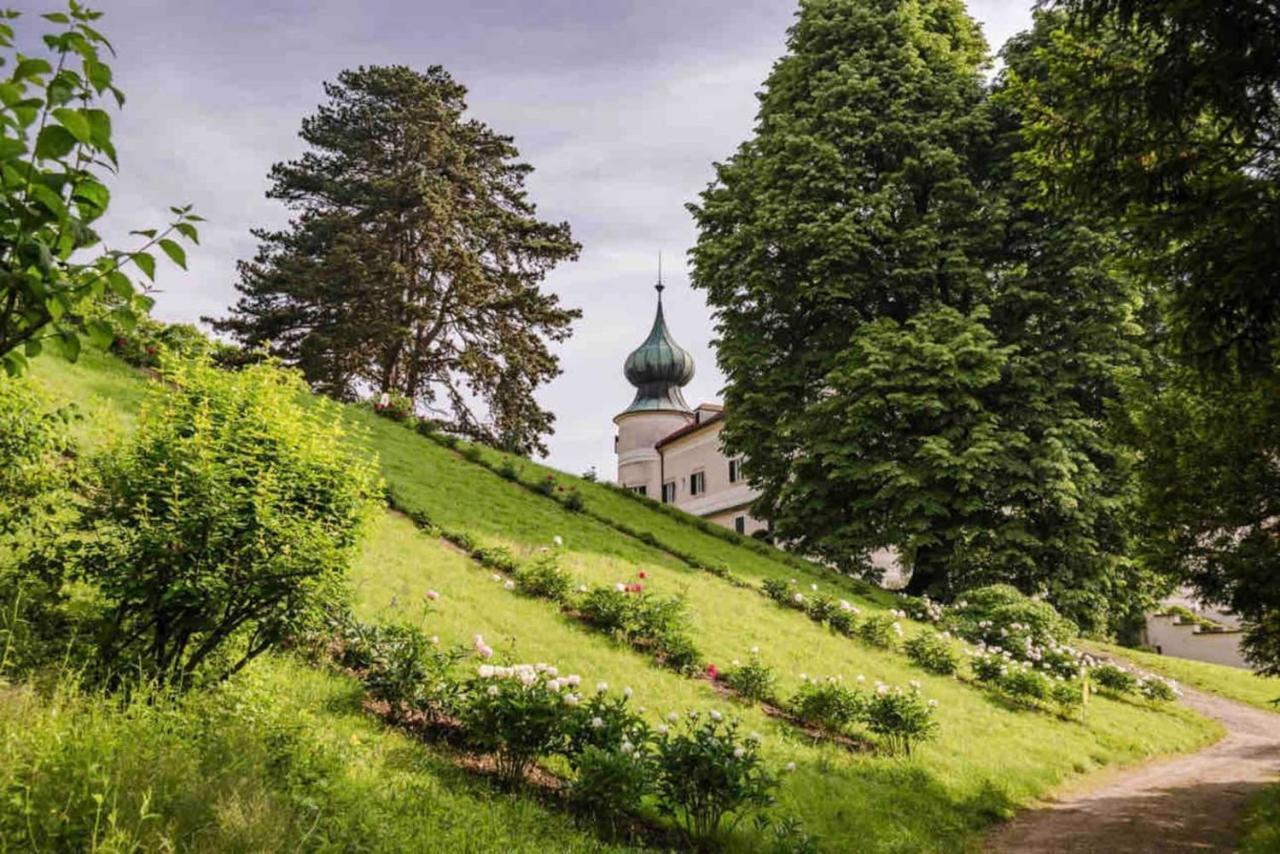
[[613, 281, 695, 498]]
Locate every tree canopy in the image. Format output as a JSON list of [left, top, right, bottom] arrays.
[[211, 65, 580, 456]]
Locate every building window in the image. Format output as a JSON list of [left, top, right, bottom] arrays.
[[728, 458, 742, 483], [734, 515, 746, 535], [662, 481, 676, 503], [690, 471, 705, 496], [630, 484, 647, 497]]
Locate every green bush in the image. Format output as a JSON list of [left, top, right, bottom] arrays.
[[498, 458, 520, 481], [460, 663, 572, 784], [857, 614, 902, 650], [761, 577, 790, 604], [67, 358, 382, 688], [1091, 663, 1138, 694], [788, 677, 863, 731], [471, 543, 520, 574], [863, 685, 938, 756], [1138, 675, 1179, 702], [562, 487, 585, 512], [805, 593, 838, 624], [568, 744, 650, 831], [652, 712, 777, 843], [515, 549, 573, 602], [721, 652, 778, 703], [826, 606, 859, 637], [904, 631, 960, 676], [577, 587, 635, 635], [999, 666, 1051, 706], [358, 621, 465, 724]]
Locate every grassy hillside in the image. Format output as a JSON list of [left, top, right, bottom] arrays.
[[1090, 641, 1279, 712], [9, 350, 1251, 852]]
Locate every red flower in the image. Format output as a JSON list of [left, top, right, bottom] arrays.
[[638, 571, 647, 579], [706, 663, 719, 680], [557, 486, 565, 492]]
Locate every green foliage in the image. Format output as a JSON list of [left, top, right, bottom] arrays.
[[788, 677, 864, 732], [568, 745, 650, 831], [1091, 664, 1138, 695], [0, 4, 200, 375], [652, 712, 777, 843], [460, 663, 572, 785], [353, 620, 465, 724], [721, 651, 778, 703], [863, 685, 938, 756], [211, 65, 579, 456], [514, 549, 573, 602], [373, 391, 414, 422], [66, 358, 382, 687], [857, 614, 901, 650], [575, 585, 700, 672], [904, 631, 960, 676]]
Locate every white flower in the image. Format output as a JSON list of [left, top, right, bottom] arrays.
[[378, 392, 390, 406], [799, 673, 808, 681], [876, 683, 889, 695], [576, 584, 588, 593], [478, 645, 493, 659], [426, 590, 439, 601], [749, 731, 762, 743], [478, 665, 495, 678], [709, 710, 723, 722], [590, 716, 605, 729], [553, 535, 563, 547], [790, 578, 797, 584], [793, 593, 805, 604], [657, 724, 669, 734], [487, 685, 499, 696], [429, 635, 440, 645], [545, 666, 558, 677], [564, 693, 580, 707], [623, 686, 633, 698], [732, 659, 741, 667], [784, 762, 797, 773], [620, 740, 635, 755], [856, 674, 866, 683], [667, 711, 679, 723], [909, 679, 921, 690], [733, 746, 745, 758], [566, 674, 581, 687], [750, 646, 760, 654], [503, 580, 515, 591], [810, 583, 818, 591], [547, 679, 562, 692], [928, 699, 939, 708], [491, 574, 502, 582], [596, 681, 608, 694]]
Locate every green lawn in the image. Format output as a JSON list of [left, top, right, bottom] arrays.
[[6, 351, 1237, 852]]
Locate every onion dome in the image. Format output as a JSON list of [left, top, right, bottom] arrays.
[[621, 283, 695, 414]]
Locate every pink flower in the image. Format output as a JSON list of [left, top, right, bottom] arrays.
[[426, 590, 439, 601], [706, 663, 720, 681]]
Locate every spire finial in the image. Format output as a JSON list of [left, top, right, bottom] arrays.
[[655, 251, 664, 298]]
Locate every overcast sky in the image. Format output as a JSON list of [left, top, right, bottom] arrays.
[[73, 0, 1034, 477]]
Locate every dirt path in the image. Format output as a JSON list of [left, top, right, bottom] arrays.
[[986, 689, 1280, 853]]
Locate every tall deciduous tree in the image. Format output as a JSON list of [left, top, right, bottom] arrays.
[[211, 65, 580, 456], [1017, 2, 1280, 668], [690, 0, 1150, 629]]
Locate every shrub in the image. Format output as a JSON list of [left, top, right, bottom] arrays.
[[577, 587, 635, 635], [1138, 675, 1179, 702], [788, 678, 863, 731], [999, 666, 1051, 705], [360, 622, 465, 724], [515, 550, 573, 602], [652, 712, 777, 843], [863, 685, 938, 755], [461, 443, 482, 462], [1050, 679, 1084, 714], [826, 608, 857, 637], [568, 745, 651, 830], [721, 652, 778, 703], [761, 577, 790, 604], [497, 458, 520, 481], [536, 474, 557, 496], [969, 650, 1007, 683], [471, 544, 520, 574], [948, 585, 1077, 649], [68, 358, 382, 688], [857, 614, 901, 649], [575, 586, 700, 670], [904, 631, 960, 676], [460, 663, 572, 784], [1091, 663, 1138, 694], [805, 593, 838, 624], [373, 391, 415, 422], [562, 487, 585, 512]]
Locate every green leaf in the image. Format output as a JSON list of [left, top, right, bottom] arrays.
[[52, 107, 92, 143], [158, 238, 187, 269], [106, 269, 132, 298], [23, 337, 42, 357], [132, 250, 155, 281], [57, 328, 81, 361], [72, 177, 109, 210], [85, 108, 111, 146], [29, 182, 66, 216], [3, 347, 29, 376], [84, 59, 112, 93], [42, 12, 71, 23], [175, 222, 200, 244], [34, 124, 77, 159], [130, 228, 157, 239], [0, 136, 26, 160], [86, 318, 113, 348], [12, 58, 52, 82]]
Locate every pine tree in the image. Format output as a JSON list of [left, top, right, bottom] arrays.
[[210, 66, 580, 455], [690, 0, 1150, 627]]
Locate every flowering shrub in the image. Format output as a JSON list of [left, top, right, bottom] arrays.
[[515, 549, 573, 602], [827, 604, 859, 636], [577, 586, 635, 634], [561, 487, 585, 512], [947, 585, 1076, 650], [1138, 675, 1180, 702], [805, 593, 838, 624], [652, 712, 777, 842], [470, 543, 520, 574], [359, 621, 465, 723], [761, 577, 790, 604], [569, 744, 651, 829], [904, 631, 960, 676], [1050, 679, 1084, 714], [498, 458, 520, 481], [575, 585, 701, 672], [460, 663, 574, 784], [900, 595, 944, 623], [1091, 663, 1138, 694], [536, 473, 557, 496], [721, 652, 778, 703], [373, 391, 415, 422], [998, 665, 1051, 705], [969, 649, 1007, 683], [857, 614, 901, 649], [789, 677, 864, 731], [863, 684, 938, 755]]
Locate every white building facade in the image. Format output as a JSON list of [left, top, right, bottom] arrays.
[[613, 284, 768, 536]]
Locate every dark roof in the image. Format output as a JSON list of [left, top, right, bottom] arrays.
[[619, 286, 695, 415], [655, 410, 724, 450]]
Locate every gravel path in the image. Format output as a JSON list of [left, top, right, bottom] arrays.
[[986, 689, 1280, 853]]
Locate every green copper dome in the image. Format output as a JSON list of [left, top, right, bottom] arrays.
[[621, 284, 694, 414]]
